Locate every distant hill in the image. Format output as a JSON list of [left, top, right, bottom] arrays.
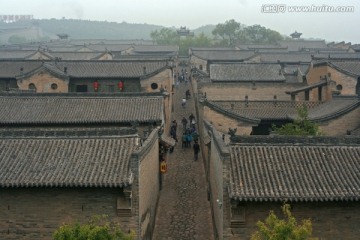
[[0, 19, 219, 44], [192, 24, 216, 37], [0, 19, 165, 43]]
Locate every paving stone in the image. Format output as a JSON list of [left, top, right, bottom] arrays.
[[153, 66, 214, 240]]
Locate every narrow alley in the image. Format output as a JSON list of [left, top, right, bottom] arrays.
[[152, 66, 215, 240]]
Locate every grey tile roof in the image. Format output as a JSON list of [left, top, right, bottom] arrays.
[[208, 100, 321, 121], [53, 61, 169, 78], [190, 47, 237, 51], [0, 60, 169, 78], [229, 142, 360, 201], [0, 50, 36, 59], [305, 97, 360, 122], [191, 50, 255, 61], [351, 44, 360, 51], [133, 45, 179, 53], [329, 61, 360, 76], [210, 63, 285, 82], [85, 44, 133, 52], [0, 96, 164, 125], [0, 127, 137, 138], [278, 40, 327, 51], [0, 61, 43, 78], [258, 52, 313, 63], [69, 39, 155, 45], [283, 64, 310, 75], [312, 53, 360, 60], [0, 136, 137, 188], [285, 80, 327, 94], [50, 51, 110, 60], [237, 44, 286, 50]]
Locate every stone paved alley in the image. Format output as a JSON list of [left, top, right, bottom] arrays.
[[152, 67, 215, 240]]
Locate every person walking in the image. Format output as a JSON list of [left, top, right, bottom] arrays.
[[170, 125, 177, 142], [186, 89, 191, 99], [193, 141, 200, 161], [182, 132, 187, 149], [189, 113, 195, 124], [181, 98, 186, 108], [181, 117, 188, 130], [186, 132, 192, 148]]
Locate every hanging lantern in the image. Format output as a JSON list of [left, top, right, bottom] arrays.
[[93, 80, 99, 92], [118, 81, 124, 91], [160, 161, 167, 173]]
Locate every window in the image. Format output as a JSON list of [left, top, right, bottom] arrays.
[[305, 90, 310, 101], [107, 85, 115, 92], [336, 84, 343, 91], [76, 85, 88, 92], [51, 83, 58, 90], [28, 83, 36, 91], [151, 83, 158, 90]]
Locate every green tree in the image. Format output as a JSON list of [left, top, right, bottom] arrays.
[[273, 106, 321, 136], [53, 215, 135, 240], [240, 24, 283, 44], [251, 204, 316, 240], [150, 28, 179, 45], [178, 32, 212, 55], [212, 19, 241, 46], [8, 34, 27, 44]]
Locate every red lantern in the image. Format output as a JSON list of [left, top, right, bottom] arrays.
[[118, 81, 124, 91], [93, 80, 99, 92]]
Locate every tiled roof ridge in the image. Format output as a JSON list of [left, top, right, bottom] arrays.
[[0, 127, 137, 138], [0, 137, 138, 188], [229, 135, 360, 145], [228, 143, 360, 202], [202, 99, 260, 124], [328, 61, 360, 77], [312, 60, 360, 77], [0, 92, 166, 98], [310, 99, 359, 122], [15, 62, 69, 80]]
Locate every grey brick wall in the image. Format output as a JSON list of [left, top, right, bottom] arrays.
[[0, 188, 135, 240]]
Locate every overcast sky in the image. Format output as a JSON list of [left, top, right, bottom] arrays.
[[1, 0, 359, 43]]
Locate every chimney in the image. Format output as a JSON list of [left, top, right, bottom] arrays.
[[143, 66, 146, 75], [64, 67, 67, 73]]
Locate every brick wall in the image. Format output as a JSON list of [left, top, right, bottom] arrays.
[[130, 129, 161, 239], [319, 107, 360, 136], [141, 69, 172, 93], [17, 72, 68, 93], [307, 64, 358, 99], [138, 134, 160, 239], [141, 68, 173, 133], [0, 188, 135, 240], [203, 106, 254, 135], [190, 55, 208, 73], [228, 201, 360, 240], [199, 82, 303, 101], [69, 78, 141, 93]]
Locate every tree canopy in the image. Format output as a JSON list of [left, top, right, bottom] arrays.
[[251, 204, 316, 240], [53, 215, 135, 240], [272, 106, 322, 136], [150, 28, 212, 55], [212, 19, 284, 46]]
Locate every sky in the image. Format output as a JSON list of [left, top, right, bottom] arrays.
[[1, 0, 359, 43]]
